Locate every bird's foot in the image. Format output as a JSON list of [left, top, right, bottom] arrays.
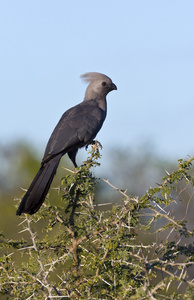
[[85, 140, 103, 151]]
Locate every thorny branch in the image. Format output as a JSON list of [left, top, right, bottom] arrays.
[[1, 151, 194, 299]]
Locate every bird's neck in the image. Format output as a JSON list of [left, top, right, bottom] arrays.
[[96, 97, 107, 112], [83, 96, 107, 112]]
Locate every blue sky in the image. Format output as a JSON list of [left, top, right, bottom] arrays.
[[0, 1, 194, 162]]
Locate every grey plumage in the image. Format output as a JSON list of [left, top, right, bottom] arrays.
[[16, 72, 117, 215]]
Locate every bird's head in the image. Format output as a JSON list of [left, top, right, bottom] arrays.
[[81, 72, 117, 101]]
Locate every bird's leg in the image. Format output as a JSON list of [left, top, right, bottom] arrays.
[[68, 150, 78, 168]]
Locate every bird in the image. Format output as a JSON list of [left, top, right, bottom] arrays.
[[16, 72, 117, 215]]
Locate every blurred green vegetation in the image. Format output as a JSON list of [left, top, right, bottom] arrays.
[[0, 141, 71, 238]]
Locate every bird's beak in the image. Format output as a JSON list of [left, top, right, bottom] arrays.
[[111, 82, 117, 90]]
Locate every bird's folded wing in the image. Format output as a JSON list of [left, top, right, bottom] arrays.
[[43, 102, 105, 163]]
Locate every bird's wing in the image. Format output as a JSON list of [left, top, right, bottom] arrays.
[[42, 101, 106, 163]]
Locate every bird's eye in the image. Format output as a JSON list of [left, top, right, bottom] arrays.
[[102, 82, 106, 86]]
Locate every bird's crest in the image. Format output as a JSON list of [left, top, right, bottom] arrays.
[[80, 72, 111, 83]]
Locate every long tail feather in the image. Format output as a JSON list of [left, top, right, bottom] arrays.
[[16, 156, 61, 215]]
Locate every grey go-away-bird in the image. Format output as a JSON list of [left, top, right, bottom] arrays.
[[16, 72, 117, 215]]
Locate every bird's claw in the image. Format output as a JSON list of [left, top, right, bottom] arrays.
[[85, 140, 103, 151]]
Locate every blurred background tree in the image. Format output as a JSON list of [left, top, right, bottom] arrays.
[[0, 142, 69, 237]]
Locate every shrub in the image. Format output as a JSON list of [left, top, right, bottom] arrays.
[[0, 145, 194, 299]]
